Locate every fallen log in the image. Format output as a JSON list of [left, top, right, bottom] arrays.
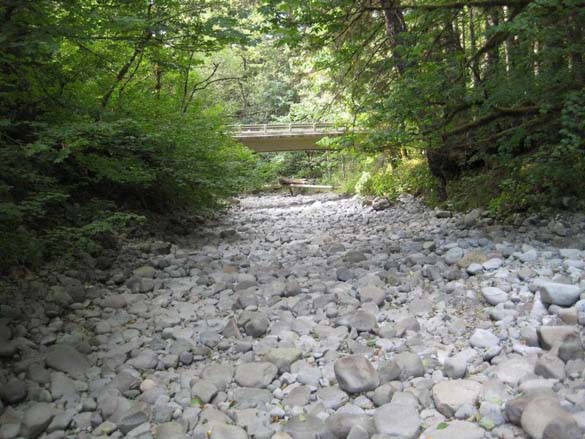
[[287, 184, 333, 189], [279, 177, 309, 186]]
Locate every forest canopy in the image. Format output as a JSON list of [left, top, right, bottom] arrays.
[[1, 0, 584, 269]]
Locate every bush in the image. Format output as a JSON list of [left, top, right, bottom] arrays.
[[448, 91, 585, 215], [341, 154, 438, 202], [0, 116, 257, 269]]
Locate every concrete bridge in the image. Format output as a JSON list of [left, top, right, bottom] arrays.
[[231, 123, 346, 152]]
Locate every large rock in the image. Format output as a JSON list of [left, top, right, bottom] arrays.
[[208, 422, 248, 439], [334, 355, 379, 394], [50, 372, 77, 399], [325, 413, 373, 438], [117, 406, 149, 434], [265, 348, 302, 373], [336, 310, 378, 332], [535, 354, 566, 380], [0, 379, 27, 404], [134, 266, 156, 278], [344, 251, 368, 263], [0, 407, 21, 439], [444, 356, 467, 379], [521, 395, 580, 439], [374, 401, 421, 438], [201, 364, 233, 390], [283, 414, 328, 439], [232, 388, 271, 409], [235, 362, 277, 388], [558, 331, 584, 362], [444, 247, 464, 265], [432, 380, 482, 417], [243, 313, 269, 337], [45, 344, 90, 379], [358, 285, 386, 306], [537, 326, 578, 350], [419, 420, 485, 439], [22, 403, 55, 439], [156, 422, 187, 439], [538, 281, 582, 307], [232, 409, 272, 438], [378, 360, 401, 383], [127, 350, 158, 370], [394, 352, 424, 380], [469, 328, 499, 349], [493, 358, 534, 386], [317, 387, 349, 410], [191, 380, 218, 404], [505, 395, 533, 425], [481, 287, 508, 306]]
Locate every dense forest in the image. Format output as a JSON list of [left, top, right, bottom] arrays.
[[1, 0, 584, 269]]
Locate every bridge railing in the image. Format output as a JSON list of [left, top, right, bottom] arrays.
[[230, 122, 346, 136]]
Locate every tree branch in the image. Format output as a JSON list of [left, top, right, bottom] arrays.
[[443, 105, 541, 137], [365, 0, 533, 11]]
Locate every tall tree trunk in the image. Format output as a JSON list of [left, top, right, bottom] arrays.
[[569, 11, 584, 86], [379, 0, 407, 74], [485, 7, 501, 75], [468, 6, 481, 89]]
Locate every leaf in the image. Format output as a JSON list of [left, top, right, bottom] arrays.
[[436, 422, 449, 430]]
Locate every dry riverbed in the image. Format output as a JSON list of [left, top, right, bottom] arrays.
[[1, 193, 585, 439]]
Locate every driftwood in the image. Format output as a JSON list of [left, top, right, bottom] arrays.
[[278, 177, 333, 196], [279, 177, 309, 186]]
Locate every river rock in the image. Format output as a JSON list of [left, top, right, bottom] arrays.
[[235, 362, 277, 388], [45, 344, 90, 379], [0, 379, 27, 404], [156, 422, 187, 439], [481, 287, 508, 305], [334, 355, 379, 393], [521, 395, 580, 439], [283, 414, 328, 439], [538, 281, 582, 307], [374, 401, 421, 438], [432, 379, 482, 417], [265, 348, 302, 373], [420, 420, 485, 439], [22, 403, 55, 439]]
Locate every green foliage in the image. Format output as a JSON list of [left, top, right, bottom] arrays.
[[450, 90, 585, 215], [350, 156, 438, 202], [0, 0, 260, 270], [369, 158, 437, 201], [262, 0, 585, 214]]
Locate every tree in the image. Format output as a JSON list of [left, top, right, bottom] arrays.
[[262, 0, 585, 207]]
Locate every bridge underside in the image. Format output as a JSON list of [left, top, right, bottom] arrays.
[[236, 134, 335, 153]]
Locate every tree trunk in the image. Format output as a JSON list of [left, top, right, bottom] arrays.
[[379, 0, 407, 74], [468, 6, 481, 88], [485, 7, 501, 74]]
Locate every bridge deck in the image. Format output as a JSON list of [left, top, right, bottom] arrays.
[[231, 123, 345, 152]]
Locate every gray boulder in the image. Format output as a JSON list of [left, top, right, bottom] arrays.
[[22, 403, 55, 439], [334, 355, 379, 394], [235, 362, 277, 388], [538, 281, 582, 307], [374, 401, 421, 438], [45, 344, 90, 379], [432, 380, 482, 417], [0, 379, 27, 404]]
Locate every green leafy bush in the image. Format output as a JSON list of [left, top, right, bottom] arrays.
[[0, 116, 257, 269]]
